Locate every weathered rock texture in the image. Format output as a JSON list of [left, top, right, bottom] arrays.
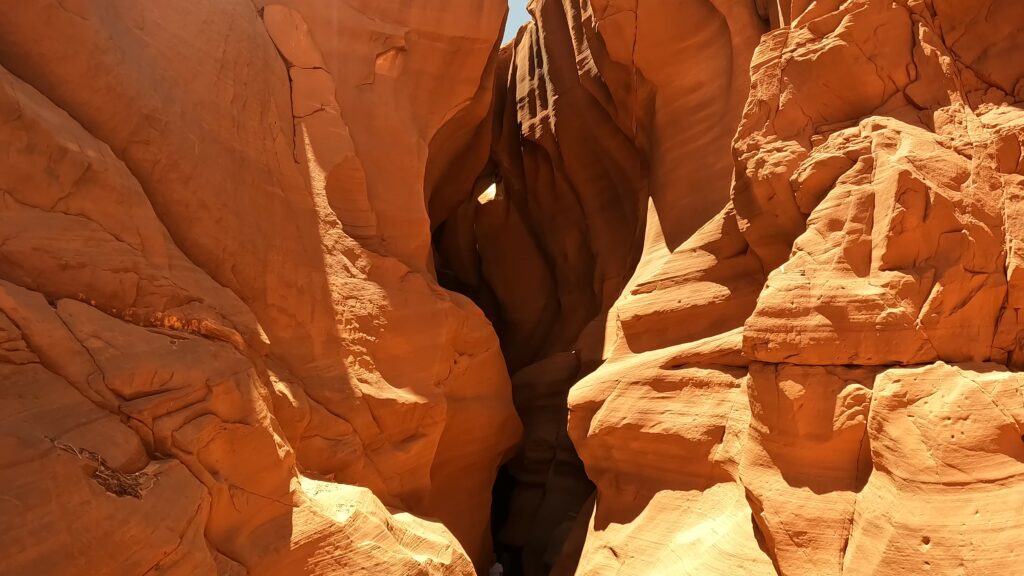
[[556, 0, 1024, 575], [429, 1, 770, 572], [0, 1, 518, 574], [4, 0, 1024, 575], [429, 0, 1024, 573]]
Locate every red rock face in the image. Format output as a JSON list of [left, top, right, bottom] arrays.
[[0, 1, 517, 574], [3, 0, 1023, 575], [557, 1, 1024, 575]]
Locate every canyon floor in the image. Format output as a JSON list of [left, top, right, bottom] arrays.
[[1, 1, 1022, 575]]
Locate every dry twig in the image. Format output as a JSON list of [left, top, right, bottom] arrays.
[[50, 438, 154, 499]]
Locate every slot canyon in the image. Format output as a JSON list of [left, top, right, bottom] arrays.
[[1, 1, 1022, 575]]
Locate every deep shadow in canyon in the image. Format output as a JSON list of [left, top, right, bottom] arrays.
[[5, 0, 1022, 575], [427, 3, 653, 572], [424, 0, 779, 572]]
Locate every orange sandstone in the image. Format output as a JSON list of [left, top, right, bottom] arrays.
[[1, 0, 1023, 575]]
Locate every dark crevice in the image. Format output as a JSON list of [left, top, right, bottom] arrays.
[[425, 3, 655, 574]]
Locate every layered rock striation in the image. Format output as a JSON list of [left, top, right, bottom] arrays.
[[0, 1, 518, 574], [434, 0, 1024, 574], [2, 0, 1023, 575], [558, 1, 1024, 574]]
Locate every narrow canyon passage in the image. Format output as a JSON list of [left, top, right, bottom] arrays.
[[427, 1, 764, 572], [0, 1, 1023, 576], [434, 0, 1024, 573]]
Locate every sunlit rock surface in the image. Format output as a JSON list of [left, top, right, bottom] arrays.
[[559, 1, 1024, 575], [2, 0, 1023, 575], [0, 1, 517, 573]]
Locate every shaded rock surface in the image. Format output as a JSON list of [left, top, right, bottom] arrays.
[[3, 0, 1024, 575], [435, 0, 1024, 574], [547, 1, 1024, 575], [0, 1, 518, 574]]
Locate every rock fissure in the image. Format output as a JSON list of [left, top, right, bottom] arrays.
[[1, 1, 1023, 575]]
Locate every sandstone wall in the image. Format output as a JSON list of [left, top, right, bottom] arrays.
[[452, 2, 768, 572], [563, 0, 1024, 574], [0, 1, 519, 573], [3, 1, 1023, 575]]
